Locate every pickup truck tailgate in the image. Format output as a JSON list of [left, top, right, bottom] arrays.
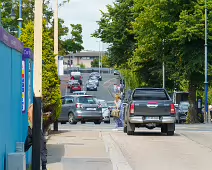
[[133, 100, 172, 116]]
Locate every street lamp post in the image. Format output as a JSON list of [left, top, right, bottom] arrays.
[[54, 0, 59, 67], [97, 40, 101, 73], [204, 0, 210, 123], [162, 39, 165, 89], [17, 0, 23, 38]]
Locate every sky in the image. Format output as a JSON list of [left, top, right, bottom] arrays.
[[51, 0, 114, 51]]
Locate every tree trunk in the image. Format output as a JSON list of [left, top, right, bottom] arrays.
[[187, 82, 198, 123], [53, 120, 58, 131]]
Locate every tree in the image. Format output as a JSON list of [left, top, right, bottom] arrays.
[[92, 0, 135, 67], [20, 20, 62, 131], [62, 24, 84, 54]]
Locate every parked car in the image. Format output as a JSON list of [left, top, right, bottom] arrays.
[[58, 95, 103, 124], [86, 82, 97, 91], [88, 76, 99, 86], [73, 91, 87, 95], [89, 72, 102, 81], [175, 101, 189, 124], [70, 82, 82, 93], [70, 72, 82, 85], [114, 70, 120, 75], [124, 88, 176, 136], [107, 101, 116, 116], [98, 99, 110, 123]]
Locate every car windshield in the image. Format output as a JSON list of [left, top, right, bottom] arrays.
[[180, 103, 189, 109], [107, 102, 115, 107], [77, 96, 97, 104], [90, 76, 98, 80], [99, 101, 107, 108]]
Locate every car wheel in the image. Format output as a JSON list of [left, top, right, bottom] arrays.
[[81, 121, 86, 124], [94, 120, 101, 124], [161, 124, 167, 133], [104, 120, 110, 124], [167, 131, 174, 136], [95, 88, 97, 91], [127, 121, 135, 135], [68, 113, 77, 124], [123, 126, 127, 133]]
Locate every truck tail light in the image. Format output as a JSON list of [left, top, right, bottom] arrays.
[[130, 104, 135, 114], [76, 104, 83, 108], [170, 104, 176, 114]]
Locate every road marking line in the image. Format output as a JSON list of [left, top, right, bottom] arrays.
[[103, 78, 116, 85]]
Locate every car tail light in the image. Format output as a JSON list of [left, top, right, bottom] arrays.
[[71, 76, 74, 80], [76, 104, 83, 108], [80, 76, 82, 80], [130, 103, 135, 114], [170, 104, 176, 114]]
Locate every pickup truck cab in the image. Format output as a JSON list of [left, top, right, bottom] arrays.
[[124, 88, 176, 136]]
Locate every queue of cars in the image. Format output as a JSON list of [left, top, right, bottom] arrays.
[[67, 72, 102, 93], [58, 94, 112, 124]]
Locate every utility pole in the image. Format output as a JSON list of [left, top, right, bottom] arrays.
[[162, 39, 165, 89], [54, 0, 59, 68], [204, 0, 210, 123], [98, 41, 101, 73], [32, 0, 43, 169]]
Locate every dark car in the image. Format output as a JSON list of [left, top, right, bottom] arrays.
[[89, 72, 102, 81], [58, 95, 103, 124], [70, 75, 83, 85], [86, 82, 97, 91], [114, 70, 120, 75], [124, 88, 176, 136], [88, 76, 99, 86]]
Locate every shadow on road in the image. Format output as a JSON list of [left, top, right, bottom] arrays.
[[47, 144, 65, 164], [133, 131, 181, 136], [49, 130, 70, 135]]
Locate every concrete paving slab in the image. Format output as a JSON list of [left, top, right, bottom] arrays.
[[62, 158, 112, 170]]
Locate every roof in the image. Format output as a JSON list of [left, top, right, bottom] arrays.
[[65, 51, 106, 57]]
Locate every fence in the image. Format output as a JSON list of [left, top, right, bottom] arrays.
[[0, 27, 24, 170]]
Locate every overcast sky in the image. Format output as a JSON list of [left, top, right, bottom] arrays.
[[51, 0, 114, 51]]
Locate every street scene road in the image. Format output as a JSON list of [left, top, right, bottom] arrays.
[[47, 73, 212, 170]]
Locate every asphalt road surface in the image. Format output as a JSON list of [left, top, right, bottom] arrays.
[[48, 73, 212, 170]]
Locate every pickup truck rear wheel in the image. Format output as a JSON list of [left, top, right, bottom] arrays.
[[123, 126, 127, 133], [127, 121, 135, 135], [167, 131, 174, 136]]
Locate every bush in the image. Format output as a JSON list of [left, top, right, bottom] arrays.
[[20, 20, 62, 131]]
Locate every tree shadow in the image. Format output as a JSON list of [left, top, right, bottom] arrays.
[[47, 144, 65, 164]]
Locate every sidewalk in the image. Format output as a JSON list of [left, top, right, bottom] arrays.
[[47, 130, 132, 170]]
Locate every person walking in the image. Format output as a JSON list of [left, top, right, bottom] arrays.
[[113, 94, 123, 130], [24, 104, 47, 170]]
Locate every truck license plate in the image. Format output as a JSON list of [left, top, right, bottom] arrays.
[[145, 117, 159, 120]]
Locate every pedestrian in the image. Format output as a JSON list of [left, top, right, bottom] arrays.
[[113, 94, 123, 130], [24, 104, 47, 170]]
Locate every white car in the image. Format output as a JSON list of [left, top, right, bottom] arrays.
[[98, 99, 110, 123]]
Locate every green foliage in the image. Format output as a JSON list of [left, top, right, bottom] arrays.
[[95, 0, 212, 123], [91, 59, 99, 67], [62, 24, 84, 54], [20, 20, 62, 131], [92, 0, 135, 66], [78, 63, 86, 69], [91, 55, 111, 68]]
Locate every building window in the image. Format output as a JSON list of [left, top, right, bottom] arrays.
[[81, 57, 90, 60]]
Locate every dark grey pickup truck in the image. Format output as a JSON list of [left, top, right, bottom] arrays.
[[124, 88, 176, 136]]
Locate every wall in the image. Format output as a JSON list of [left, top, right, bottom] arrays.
[[0, 27, 24, 170]]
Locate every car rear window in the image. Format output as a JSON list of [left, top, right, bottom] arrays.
[[77, 96, 97, 104], [132, 89, 169, 100]]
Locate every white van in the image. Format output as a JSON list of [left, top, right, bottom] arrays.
[[70, 72, 82, 85]]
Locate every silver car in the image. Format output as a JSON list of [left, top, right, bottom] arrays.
[[98, 99, 110, 123], [58, 95, 103, 124], [88, 76, 99, 86]]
